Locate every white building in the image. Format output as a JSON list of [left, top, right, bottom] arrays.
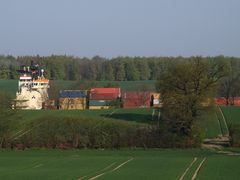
[[14, 65, 49, 109]]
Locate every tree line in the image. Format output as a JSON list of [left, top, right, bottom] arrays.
[[1, 55, 240, 82]]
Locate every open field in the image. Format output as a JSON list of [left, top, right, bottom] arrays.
[[198, 107, 229, 138], [17, 108, 153, 126], [0, 149, 239, 180], [0, 80, 18, 96], [220, 106, 240, 125], [0, 80, 156, 96], [197, 109, 222, 138]]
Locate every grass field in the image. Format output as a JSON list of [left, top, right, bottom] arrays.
[[195, 107, 227, 138], [0, 80, 156, 96], [17, 108, 154, 126], [220, 106, 240, 125], [0, 149, 239, 180], [0, 80, 18, 96]]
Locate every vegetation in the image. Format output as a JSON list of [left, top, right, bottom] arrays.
[[0, 149, 239, 180], [220, 106, 240, 146], [1, 55, 240, 149], [219, 59, 240, 105], [0, 91, 21, 148], [221, 106, 240, 125], [1, 55, 239, 82], [4, 114, 200, 149], [156, 58, 227, 136]]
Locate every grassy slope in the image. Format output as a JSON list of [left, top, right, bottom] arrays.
[[197, 108, 221, 138], [220, 106, 240, 125], [18, 107, 220, 139], [0, 149, 239, 180], [18, 108, 154, 124]]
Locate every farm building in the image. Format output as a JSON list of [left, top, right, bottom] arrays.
[[122, 91, 151, 108], [59, 90, 87, 110], [89, 88, 121, 109]]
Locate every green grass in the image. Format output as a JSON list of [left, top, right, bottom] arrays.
[[197, 109, 222, 138], [198, 154, 240, 180], [0, 79, 18, 96], [18, 108, 153, 124], [215, 107, 229, 136], [96, 80, 156, 92], [0, 80, 156, 96], [0, 149, 239, 180], [220, 106, 240, 125]]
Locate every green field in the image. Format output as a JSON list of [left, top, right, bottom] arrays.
[[0, 80, 18, 96], [0, 80, 156, 96], [17, 108, 153, 125], [0, 149, 239, 180], [220, 106, 240, 125]]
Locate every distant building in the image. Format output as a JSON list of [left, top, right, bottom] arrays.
[[13, 63, 49, 109]]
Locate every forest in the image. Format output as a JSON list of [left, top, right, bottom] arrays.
[[0, 55, 239, 82]]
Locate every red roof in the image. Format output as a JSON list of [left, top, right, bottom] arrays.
[[89, 93, 119, 100], [90, 88, 120, 95], [123, 92, 151, 100]]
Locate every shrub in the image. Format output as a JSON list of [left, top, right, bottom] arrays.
[[12, 115, 202, 149]]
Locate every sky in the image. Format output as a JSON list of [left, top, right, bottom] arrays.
[[0, 0, 240, 58]]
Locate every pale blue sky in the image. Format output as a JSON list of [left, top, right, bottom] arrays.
[[0, 0, 239, 57]]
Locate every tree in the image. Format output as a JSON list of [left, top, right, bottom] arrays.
[[88, 62, 97, 80], [219, 59, 240, 105], [50, 59, 65, 80], [156, 57, 228, 136], [9, 65, 18, 79], [125, 61, 139, 81], [115, 61, 125, 81], [104, 62, 114, 81], [0, 65, 10, 79], [136, 58, 150, 80]]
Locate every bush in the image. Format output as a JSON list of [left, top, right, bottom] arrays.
[[16, 115, 201, 149], [19, 116, 144, 149]]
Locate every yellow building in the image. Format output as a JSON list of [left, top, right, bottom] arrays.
[[59, 98, 86, 110]]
